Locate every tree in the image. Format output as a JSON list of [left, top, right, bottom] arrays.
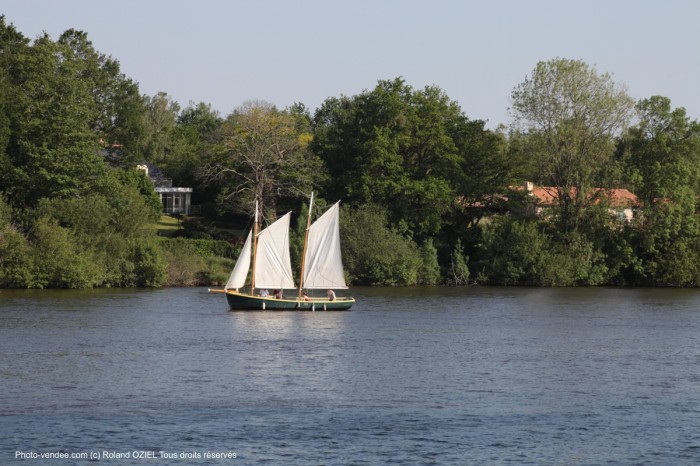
[[620, 96, 700, 207], [313, 79, 466, 240], [202, 100, 320, 219], [142, 92, 180, 166], [58, 29, 147, 167], [619, 96, 700, 286], [2, 33, 108, 207], [168, 102, 222, 192], [510, 58, 635, 233]]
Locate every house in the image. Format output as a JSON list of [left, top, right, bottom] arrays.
[[137, 163, 193, 215], [519, 182, 638, 222]]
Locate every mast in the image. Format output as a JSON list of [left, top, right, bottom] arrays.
[[298, 192, 314, 298], [250, 200, 259, 295]]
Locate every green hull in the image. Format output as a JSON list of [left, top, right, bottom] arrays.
[[225, 291, 354, 311]]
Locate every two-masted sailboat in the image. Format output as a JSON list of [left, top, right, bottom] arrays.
[[216, 193, 354, 311]]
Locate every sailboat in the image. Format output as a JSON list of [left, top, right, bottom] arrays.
[[218, 193, 354, 311]]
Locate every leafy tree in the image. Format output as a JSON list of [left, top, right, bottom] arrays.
[[142, 92, 180, 166], [113, 169, 162, 223], [312, 79, 463, 240], [0, 18, 28, 173], [3, 33, 107, 207], [161, 238, 208, 286], [57, 29, 147, 167], [510, 58, 635, 233], [449, 122, 513, 228], [620, 96, 700, 206], [165, 102, 223, 209], [202, 100, 321, 219], [35, 195, 113, 242], [618, 97, 700, 286]]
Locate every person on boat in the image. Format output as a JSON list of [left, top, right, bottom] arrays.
[[260, 289, 269, 297], [303, 293, 311, 301], [326, 289, 336, 301], [274, 289, 283, 299]]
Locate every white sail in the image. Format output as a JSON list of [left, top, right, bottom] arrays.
[[303, 202, 347, 289], [255, 212, 296, 289], [225, 230, 252, 290]]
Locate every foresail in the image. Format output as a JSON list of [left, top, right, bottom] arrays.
[[303, 202, 347, 289], [225, 230, 252, 290], [255, 212, 296, 289]]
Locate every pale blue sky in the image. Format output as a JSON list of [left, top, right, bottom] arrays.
[[3, 0, 699, 127]]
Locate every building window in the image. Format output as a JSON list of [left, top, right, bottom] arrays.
[[158, 191, 191, 214]]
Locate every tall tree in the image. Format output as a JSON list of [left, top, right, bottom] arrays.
[[313, 79, 462, 239], [58, 29, 146, 167], [162, 102, 222, 187], [619, 96, 700, 285], [509, 58, 635, 232], [0, 17, 28, 172], [621, 96, 700, 206], [142, 92, 180, 166], [201, 100, 320, 219], [313, 78, 512, 241], [3, 33, 107, 207]]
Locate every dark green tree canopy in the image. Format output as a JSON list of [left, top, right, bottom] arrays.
[[312, 78, 508, 240]]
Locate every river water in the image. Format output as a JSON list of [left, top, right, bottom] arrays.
[[1, 286, 700, 465]]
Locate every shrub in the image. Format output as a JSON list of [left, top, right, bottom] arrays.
[[130, 240, 167, 287], [29, 217, 102, 288], [161, 238, 209, 286], [448, 239, 470, 286], [0, 227, 36, 288], [417, 238, 442, 285], [341, 205, 421, 285], [479, 216, 609, 286]]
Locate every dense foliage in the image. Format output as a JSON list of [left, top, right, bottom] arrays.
[[2, 18, 700, 288]]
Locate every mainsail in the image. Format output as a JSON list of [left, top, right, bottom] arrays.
[[302, 202, 347, 289], [253, 212, 296, 289]]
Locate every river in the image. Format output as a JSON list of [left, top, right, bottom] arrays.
[[1, 286, 700, 464]]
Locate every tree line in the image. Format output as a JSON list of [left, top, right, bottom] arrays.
[[1, 17, 700, 288]]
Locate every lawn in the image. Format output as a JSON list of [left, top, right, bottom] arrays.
[[155, 215, 182, 237]]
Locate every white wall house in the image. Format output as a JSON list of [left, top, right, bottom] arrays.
[[156, 186, 192, 215], [137, 163, 193, 215]]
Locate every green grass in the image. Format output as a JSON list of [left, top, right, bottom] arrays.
[[155, 215, 182, 237]]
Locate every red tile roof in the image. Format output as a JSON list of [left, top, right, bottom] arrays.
[[526, 186, 638, 208]]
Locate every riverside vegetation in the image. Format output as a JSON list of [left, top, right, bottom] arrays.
[[1, 17, 700, 288]]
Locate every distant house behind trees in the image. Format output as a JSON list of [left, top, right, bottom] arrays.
[[136, 163, 193, 215], [517, 182, 638, 223], [461, 181, 639, 224]]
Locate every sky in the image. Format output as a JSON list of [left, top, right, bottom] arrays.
[[3, 0, 699, 128]]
